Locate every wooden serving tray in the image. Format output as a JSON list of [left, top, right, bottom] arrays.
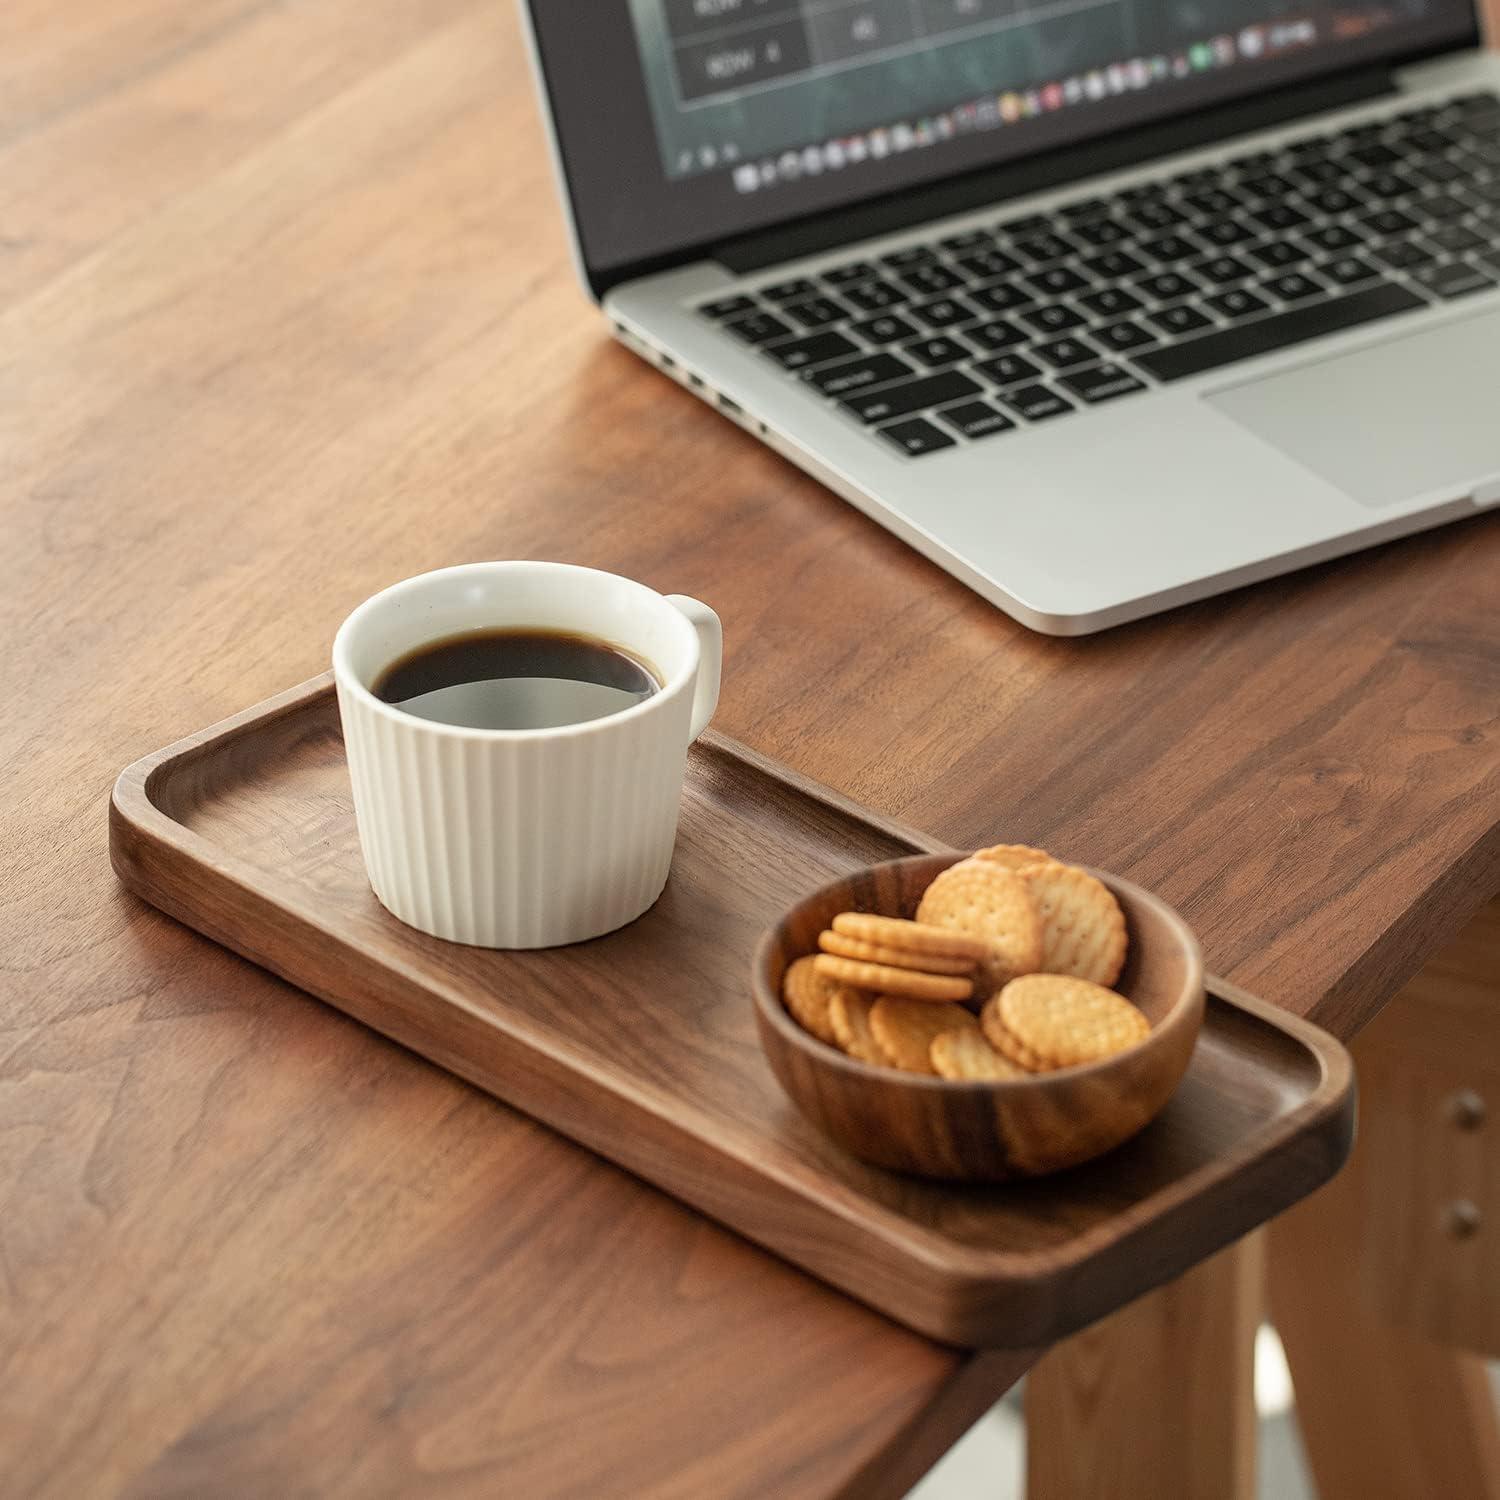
[[110, 675, 1354, 1348]]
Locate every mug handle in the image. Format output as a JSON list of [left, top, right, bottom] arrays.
[[667, 595, 722, 741]]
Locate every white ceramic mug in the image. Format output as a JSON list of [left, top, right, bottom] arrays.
[[333, 561, 722, 948]]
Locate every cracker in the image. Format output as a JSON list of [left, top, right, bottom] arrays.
[[829, 913, 989, 962], [997, 973, 1150, 1067], [914, 858, 1043, 994], [973, 843, 1055, 874], [930, 1027, 1028, 1081], [828, 988, 883, 1065], [979, 995, 1055, 1073], [817, 929, 976, 975], [869, 997, 979, 1074], [780, 954, 848, 1047], [1020, 862, 1128, 986], [813, 954, 972, 1002]]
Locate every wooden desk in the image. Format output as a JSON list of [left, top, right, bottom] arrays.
[[3, 3, 1497, 1495]]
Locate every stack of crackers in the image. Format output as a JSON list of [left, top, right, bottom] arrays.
[[781, 844, 1150, 1080]]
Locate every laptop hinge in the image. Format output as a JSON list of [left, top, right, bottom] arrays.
[[714, 65, 1400, 275]]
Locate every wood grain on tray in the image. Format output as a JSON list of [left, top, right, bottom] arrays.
[[111, 675, 1354, 1348]]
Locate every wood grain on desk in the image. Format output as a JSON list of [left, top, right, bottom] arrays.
[[1, 1, 1497, 1495]]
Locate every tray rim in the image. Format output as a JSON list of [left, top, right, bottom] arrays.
[[109, 674, 1356, 1318]]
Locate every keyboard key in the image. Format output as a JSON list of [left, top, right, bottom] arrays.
[[936, 400, 1016, 439], [1349, 142, 1402, 169], [840, 370, 982, 423], [1133, 283, 1425, 380], [1013, 233, 1077, 264], [1072, 217, 1133, 247], [1084, 249, 1148, 279], [763, 330, 860, 370], [1422, 193, 1473, 222], [1079, 286, 1145, 318], [1320, 255, 1381, 287], [1449, 88, 1500, 114], [1059, 195, 1111, 220], [843, 280, 909, 312], [1255, 204, 1312, 231], [903, 335, 971, 367], [1239, 173, 1298, 200], [1425, 223, 1486, 255], [1413, 158, 1465, 185], [1303, 224, 1364, 253], [1021, 303, 1088, 335], [973, 352, 1044, 386], [1140, 233, 1200, 263], [1137, 270, 1202, 301], [968, 282, 1034, 314], [1362, 170, 1417, 199], [1185, 188, 1243, 216], [957, 248, 1023, 280], [877, 417, 957, 455], [1195, 254, 1256, 285], [1226, 149, 1280, 174], [1206, 287, 1272, 319], [784, 296, 848, 328], [1306, 187, 1366, 216], [851, 313, 920, 344], [1027, 266, 1091, 297], [1033, 336, 1099, 369], [700, 295, 758, 319], [823, 260, 879, 286], [912, 296, 979, 329], [1129, 202, 1188, 231], [1263, 271, 1327, 302], [725, 311, 793, 343], [1095, 318, 1157, 352], [762, 278, 819, 302], [1363, 207, 1420, 237], [967, 319, 1029, 352], [1000, 385, 1077, 421], [806, 352, 915, 396], [1410, 261, 1497, 299], [938, 228, 994, 252], [1373, 240, 1435, 270], [1293, 158, 1346, 187], [901, 263, 965, 296], [1059, 364, 1148, 403], [883, 245, 938, 269], [998, 211, 1054, 237], [1249, 241, 1309, 270], [1196, 219, 1257, 248], [1148, 304, 1214, 336]]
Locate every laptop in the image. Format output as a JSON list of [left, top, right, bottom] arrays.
[[522, 0, 1500, 634]]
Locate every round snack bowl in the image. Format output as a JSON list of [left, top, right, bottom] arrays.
[[752, 853, 1205, 1182]]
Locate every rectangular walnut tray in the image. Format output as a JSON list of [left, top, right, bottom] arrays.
[[110, 675, 1354, 1348]]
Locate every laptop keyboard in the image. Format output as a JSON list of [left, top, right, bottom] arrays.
[[695, 89, 1500, 456]]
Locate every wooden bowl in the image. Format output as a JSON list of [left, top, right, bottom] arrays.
[[752, 853, 1205, 1182]]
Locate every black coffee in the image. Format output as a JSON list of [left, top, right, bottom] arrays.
[[373, 628, 660, 730]]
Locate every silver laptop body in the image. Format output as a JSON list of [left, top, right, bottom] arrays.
[[523, 2, 1500, 634]]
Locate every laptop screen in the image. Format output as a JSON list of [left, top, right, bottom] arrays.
[[526, 0, 1476, 282]]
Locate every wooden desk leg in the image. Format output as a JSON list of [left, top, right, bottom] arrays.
[[1025, 1235, 1262, 1500], [1268, 1170, 1500, 1500], [1266, 895, 1500, 1500]]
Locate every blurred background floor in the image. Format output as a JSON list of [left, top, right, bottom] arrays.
[[910, 1326, 1500, 1499]]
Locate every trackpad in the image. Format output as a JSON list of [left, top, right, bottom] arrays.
[[1207, 307, 1500, 508]]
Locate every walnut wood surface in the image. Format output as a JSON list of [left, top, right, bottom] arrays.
[[755, 854, 1206, 1180], [111, 676, 1352, 1346], [4, 0, 1499, 1492]]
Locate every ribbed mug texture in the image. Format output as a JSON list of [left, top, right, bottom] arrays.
[[334, 562, 720, 949]]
